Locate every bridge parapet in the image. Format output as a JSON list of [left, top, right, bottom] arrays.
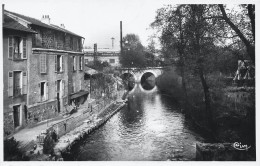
[[118, 67, 164, 82]]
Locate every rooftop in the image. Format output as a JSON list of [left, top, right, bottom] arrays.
[[3, 14, 37, 33], [4, 10, 84, 38]]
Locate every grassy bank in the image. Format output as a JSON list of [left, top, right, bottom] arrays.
[[156, 67, 255, 151]]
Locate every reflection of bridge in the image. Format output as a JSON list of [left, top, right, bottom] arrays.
[[117, 67, 165, 82]]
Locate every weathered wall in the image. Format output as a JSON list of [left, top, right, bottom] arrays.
[[3, 30, 32, 136], [67, 54, 86, 98], [27, 51, 69, 126], [32, 26, 82, 52]]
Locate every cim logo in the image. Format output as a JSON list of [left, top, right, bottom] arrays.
[[233, 142, 251, 151]]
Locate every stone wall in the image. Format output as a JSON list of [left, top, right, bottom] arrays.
[[27, 100, 58, 127], [47, 111, 90, 138], [4, 112, 14, 136]]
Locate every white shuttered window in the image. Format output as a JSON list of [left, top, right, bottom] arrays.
[[40, 54, 47, 73]]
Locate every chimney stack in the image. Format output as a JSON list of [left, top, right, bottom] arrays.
[[41, 15, 50, 25], [60, 24, 65, 29]]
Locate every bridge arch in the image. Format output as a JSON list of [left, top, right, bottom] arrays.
[[121, 71, 138, 82], [138, 70, 158, 83]]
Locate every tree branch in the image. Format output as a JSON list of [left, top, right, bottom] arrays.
[[218, 4, 254, 63], [218, 5, 250, 46]]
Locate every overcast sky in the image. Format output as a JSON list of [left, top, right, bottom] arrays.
[[2, 0, 178, 49], [3, 0, 257, 50]]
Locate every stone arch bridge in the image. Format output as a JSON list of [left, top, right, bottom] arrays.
[[117, 67, 165, 83]]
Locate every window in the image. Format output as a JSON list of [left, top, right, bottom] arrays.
[[79, 56, 83, 71], [9, 36, 27, 60], [13, 71, 22, 97], [40, 54, 47, 73], [55, 79, 65, 97], [73, 56, 76, 71], [40, 81, 48, 101], [55, 55, 64, 72], [109, 59, 115, 63], [13, 105, 21, 128]]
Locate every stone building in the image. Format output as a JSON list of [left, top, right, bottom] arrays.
[[84, 48, 120, 67], [3, 13, 36, 136], [3, 9, 87, 136]]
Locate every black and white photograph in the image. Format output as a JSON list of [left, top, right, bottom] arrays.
[[1, 0, 258, 164]]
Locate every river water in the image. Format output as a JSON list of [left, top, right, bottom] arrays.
[[75, 84, 206, 161]]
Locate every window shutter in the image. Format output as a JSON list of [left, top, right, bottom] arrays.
[[62, 55, 64, 72], [40, 54, 46, 73], [38, 83, 41, 102], [8, 71, 13, 97], [46, 82, 49, 100], [54, 55, 57, 72], [8, 37, 14, 59], [82, 57, 84, 70], [63, 80, 65, 97], [22, 71, 27, 94], [55, 81, 57, 92], [22, 38, 27, 59], [79, 80, 81, 90], [19, 39, 23, 57], [73, 82, 75, 93]]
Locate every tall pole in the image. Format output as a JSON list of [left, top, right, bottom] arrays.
[[111, 37, 115, 49], [120, 21, 123, 56]]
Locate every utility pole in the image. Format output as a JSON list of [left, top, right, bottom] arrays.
[[94, 43, 97, 63], [111, 37, 115, 49]]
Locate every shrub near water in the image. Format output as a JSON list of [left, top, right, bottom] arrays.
[[156, 68, 184, 100]]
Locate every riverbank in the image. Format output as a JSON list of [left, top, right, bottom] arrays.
[[26, 100, 126, 161], [54, 101, 126, 160], [155, 68, 255, 160]]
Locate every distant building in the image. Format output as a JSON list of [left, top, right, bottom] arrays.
[[84, 48, 120, 67], [3, 9, 87, 136]]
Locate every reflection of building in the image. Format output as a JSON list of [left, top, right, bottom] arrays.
[[3, 9, 87, 137], [84, 48, 120, 67]]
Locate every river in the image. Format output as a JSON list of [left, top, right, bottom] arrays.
[[73, 83, 207, 161]]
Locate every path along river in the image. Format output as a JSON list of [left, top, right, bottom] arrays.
[[73, 83, 208, 161]]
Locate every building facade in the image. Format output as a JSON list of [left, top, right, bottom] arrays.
[[3, 10, 87, 136], [3, 13, 36, 136], [84, 48, 120, 67]]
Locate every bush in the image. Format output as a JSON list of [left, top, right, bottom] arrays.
[[43, 132, 55, 154], [4, 137, 29, 161], [156, 67, 184, 100]]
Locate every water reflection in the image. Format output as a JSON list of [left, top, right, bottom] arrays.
[[76, 84, 205, 161]]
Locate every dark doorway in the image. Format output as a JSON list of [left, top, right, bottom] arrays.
[[13, 105, 20, 128], [24, 105, 28, 124], [57, 93, 60, 113]]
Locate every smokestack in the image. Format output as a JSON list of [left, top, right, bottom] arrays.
[[41, 15, 50, 25], [111, 37, 115, 49], [120, 21, 122, 54]]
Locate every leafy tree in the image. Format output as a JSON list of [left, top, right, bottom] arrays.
[[120, 34, 146, 67], [218, 4, 255, 63], [151, 4, 189, 100]]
